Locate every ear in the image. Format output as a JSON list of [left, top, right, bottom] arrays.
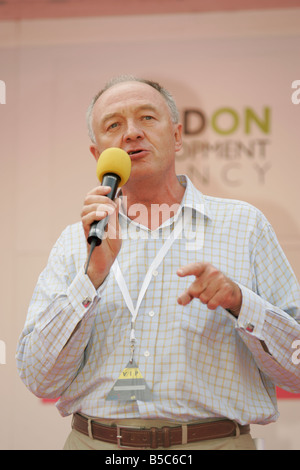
[[174, 123, 183, 153], [90, 144, 100, 162]]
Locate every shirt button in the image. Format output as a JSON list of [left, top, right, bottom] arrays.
[[82, 297, 92, 308], [149, 311, 155, 317], [144, 350, 150, 357], [152, 270, 159, 277]]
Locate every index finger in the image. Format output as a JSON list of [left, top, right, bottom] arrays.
[[87, 185, 112, 196], [177, 262, 207, 277]]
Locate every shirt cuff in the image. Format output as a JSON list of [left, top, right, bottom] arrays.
[[67, 265, 109, 320], [235, 283, 268, 341]]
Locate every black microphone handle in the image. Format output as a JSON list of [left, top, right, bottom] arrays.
[[87, 173, 121, 246]]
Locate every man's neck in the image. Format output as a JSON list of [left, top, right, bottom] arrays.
[[121, 174, 185, 230]]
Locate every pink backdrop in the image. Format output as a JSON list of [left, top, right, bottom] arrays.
[[0, 8, 299, 449]]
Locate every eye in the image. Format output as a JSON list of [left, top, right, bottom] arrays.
[[107, 122, 119, 131], [142, 115, 154, 121]]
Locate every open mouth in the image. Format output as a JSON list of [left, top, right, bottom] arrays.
[[128, 150, 143, 156]]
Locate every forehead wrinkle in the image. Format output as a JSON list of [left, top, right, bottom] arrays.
[[92, 82, 174, 134], [100, 103, 162, 125]]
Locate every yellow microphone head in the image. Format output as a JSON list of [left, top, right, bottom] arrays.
[[96, 147, 131, 187]]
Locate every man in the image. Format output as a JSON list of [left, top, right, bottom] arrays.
[[17, 76, 300, 450]]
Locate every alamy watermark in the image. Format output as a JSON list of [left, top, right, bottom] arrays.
[[103, 200, 205, 251], [0, 80, 6, 104], [0, 340, 6, 365], [291, 80, 300, 105], [291, 339, 300, 365]]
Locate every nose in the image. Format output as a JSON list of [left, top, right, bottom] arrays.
[[123, 120, 144, 142]]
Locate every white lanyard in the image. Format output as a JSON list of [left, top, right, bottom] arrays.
[[112, 211, 190, 356]]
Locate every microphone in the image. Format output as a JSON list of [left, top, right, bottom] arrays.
[[85, 147, 131, 274]]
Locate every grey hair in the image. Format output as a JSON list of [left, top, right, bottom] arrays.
[[86, 75, 180, 143]]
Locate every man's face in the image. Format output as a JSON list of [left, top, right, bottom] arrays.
[[89, 81, 182, 182]]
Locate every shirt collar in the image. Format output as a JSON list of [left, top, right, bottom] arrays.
[[176, 174, 212, 221], [118, 174, 212, 227]]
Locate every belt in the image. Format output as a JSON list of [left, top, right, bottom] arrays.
[[72, 413, 250, 449]]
